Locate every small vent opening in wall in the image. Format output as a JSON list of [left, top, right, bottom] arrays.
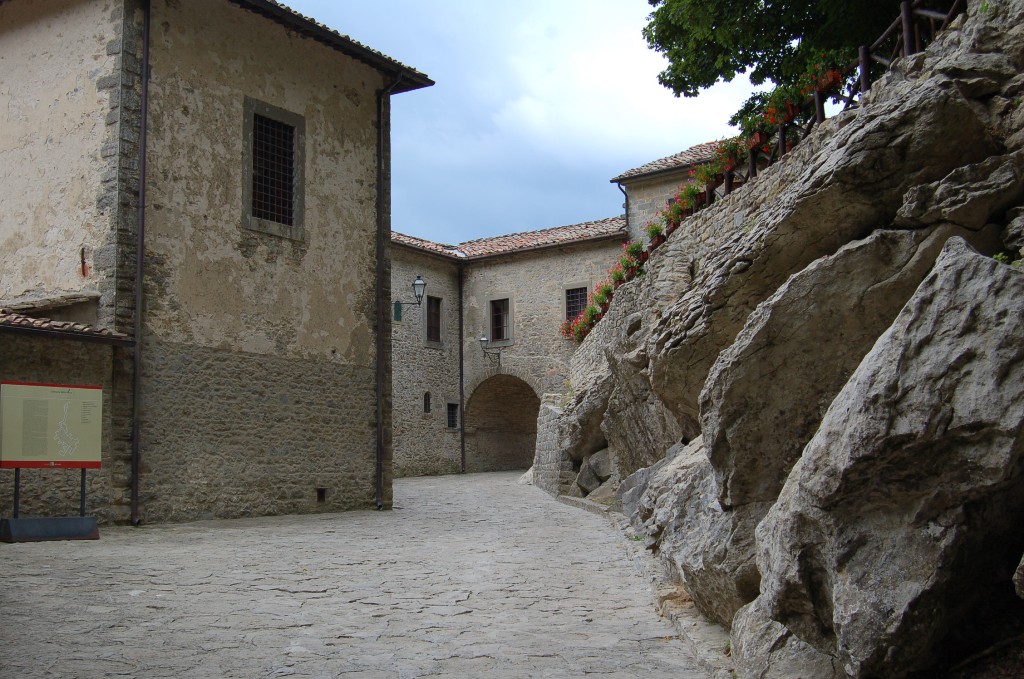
[[316, 488, 326, 503]]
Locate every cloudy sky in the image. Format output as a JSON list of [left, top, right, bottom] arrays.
[[286, 1, 760, 245]]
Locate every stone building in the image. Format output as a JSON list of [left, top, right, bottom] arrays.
[[390, 218, 626, 477], [0, 0, 431, 523], [612, 140, 720, 240]]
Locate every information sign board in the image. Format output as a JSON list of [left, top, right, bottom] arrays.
[[0, 382, 103, 469]]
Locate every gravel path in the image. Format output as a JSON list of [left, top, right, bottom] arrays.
[[0, 472, 704, 678]]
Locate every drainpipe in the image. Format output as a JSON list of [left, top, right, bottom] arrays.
[[616, 183, 629, 235], [458, 263, 466, 473], [130, 0, 152, 526], [375, 74, 403, 509]]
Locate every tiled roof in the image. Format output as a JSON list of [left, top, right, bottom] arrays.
[[458, 216, 626, 258], [229, 1, 433, 93], [392, 231, 464, 257], [392, 216, 627, 260], [611, 140, 721, 183], [0, 309, 133, 346]]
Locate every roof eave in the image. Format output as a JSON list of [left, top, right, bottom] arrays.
[[228, 0, 434, 93], [611, 163, 702, 186]]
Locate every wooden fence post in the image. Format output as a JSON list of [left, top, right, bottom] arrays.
[[901, 1, 915, 57], [748, 148, 758, 179], [814, 90, 825, 124], [860, 45, 871, 93]]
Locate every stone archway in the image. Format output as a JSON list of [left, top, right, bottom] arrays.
[[464, 374, 541, 473]]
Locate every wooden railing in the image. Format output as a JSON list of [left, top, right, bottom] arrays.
[[705, 0, 966, 206]]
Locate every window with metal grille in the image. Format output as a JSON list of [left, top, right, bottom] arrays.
[[426, 296, 442, 343], [243, 97, 304, 241], [565, 287, 587, 320], [490, 298, 509, 341], [447, 403, 459, 429], [252, 114, 295, 226]]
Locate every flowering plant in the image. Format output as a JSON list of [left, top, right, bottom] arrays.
[[646, 221, 664, 239], [624, 240, 644, 260], [678, 182, 701, 209], [713, 137, 748, 171], [610, 264, 625, 283], [807, 48, 851, 93], [691, 161, 721, 187]]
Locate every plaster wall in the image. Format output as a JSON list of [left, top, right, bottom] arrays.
[[0, 0, 118, 306], [135, 0, 390, 518], [462, 239, 623, 399], [391, 246, 462, 477], [144, 0, 383, 364]]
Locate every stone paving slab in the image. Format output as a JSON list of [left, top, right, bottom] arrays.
[[0, 472, 706, 678]]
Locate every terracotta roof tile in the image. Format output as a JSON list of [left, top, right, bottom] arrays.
[[392, 231, 465, 257], [457, 216, 626, 258], [0, 309, 132, 345], [392, 216, 627, 260], [611, 140, 721, 183]]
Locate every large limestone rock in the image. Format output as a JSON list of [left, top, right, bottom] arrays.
[[648, 75, 1001, 430], [895, 151, 1024, 230], [750, 239, 1024, 677], [731, 598, 839, 679], [632, 437, 764, 626], [701, 225, 1000, 511]]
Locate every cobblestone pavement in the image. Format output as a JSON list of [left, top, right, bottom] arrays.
[[0, 472, 705, 678]]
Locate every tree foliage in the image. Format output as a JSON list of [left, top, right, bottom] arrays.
[[643, 0, 903, 97]]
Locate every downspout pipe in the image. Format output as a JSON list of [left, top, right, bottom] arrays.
[[457, 263, 466, 473], [616, 182, 629, 235], [375, 74, 403, 510], [130, 0, 152, 527]]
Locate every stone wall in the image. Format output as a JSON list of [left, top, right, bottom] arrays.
[[0, 334, 130, 523], [391, 246, 462, 477], [622, 172, 687, 242], [136, 340, 378, 521], [532, 393, 573, 494], [462, 239, 622, 399], [0, 0, 121, 321]]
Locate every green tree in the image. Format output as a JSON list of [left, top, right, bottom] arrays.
[[642, 0, 901, 97]]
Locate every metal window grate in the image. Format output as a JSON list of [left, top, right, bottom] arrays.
[[447, 403, 459, 429], [565, 287, 587, 320], [427, 297, 442, 342], [252, 113, 295, 226], [490, 299, 509, 341]]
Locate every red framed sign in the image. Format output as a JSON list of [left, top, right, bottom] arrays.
[[0, 382, 103, 469]]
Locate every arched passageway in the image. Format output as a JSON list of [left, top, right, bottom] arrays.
[[464, 375, 540, 472]]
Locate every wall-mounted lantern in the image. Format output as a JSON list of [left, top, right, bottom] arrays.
[[478, 335, 503, 365], [393, 275, 426, 321]]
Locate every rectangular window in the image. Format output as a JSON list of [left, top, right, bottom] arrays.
[[252, 114, 295, 226], [447, 403, 459, 429], [426, 296, 442, 343], [565, 287, 587, 320], [243, 97, 305, 241], [490, 298, 509, 341]]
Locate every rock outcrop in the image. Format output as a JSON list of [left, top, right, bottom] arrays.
[[746, 239, 1024, 677], [540, 1, 1024, 675]]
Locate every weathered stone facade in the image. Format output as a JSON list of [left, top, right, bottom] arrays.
[[391, 245, 462, 477], [0, 0, 431, 523], [390, 222, 626, 478]]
